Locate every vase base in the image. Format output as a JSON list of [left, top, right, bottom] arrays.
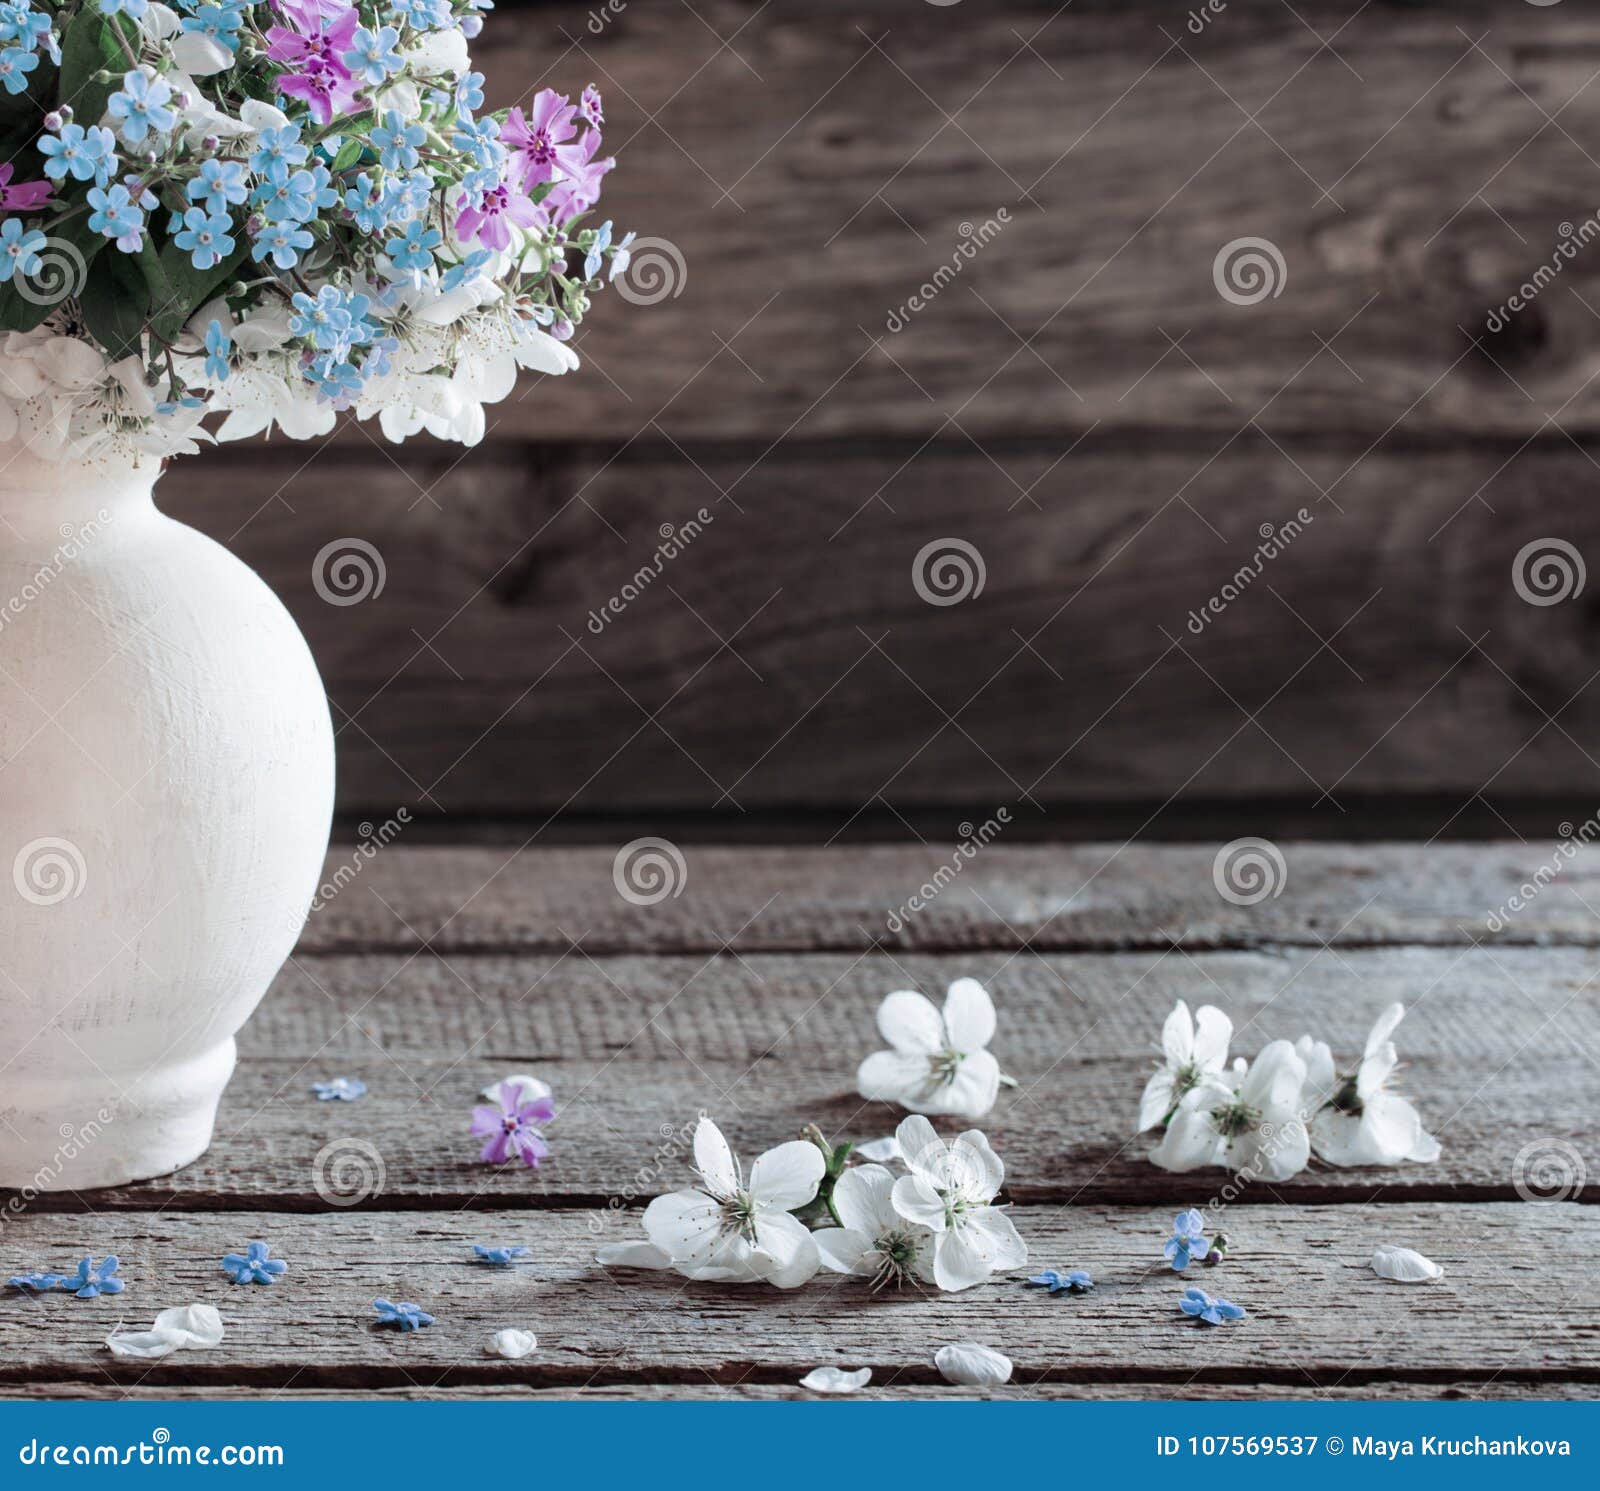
[[0, 1039, 236, 1192]]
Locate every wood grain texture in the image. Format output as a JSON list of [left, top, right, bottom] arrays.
[[0, 1205, 1590, 1389], [10, 1382, 1589, 1401], [292, 843, 1600, 954], [15, 937, 1595, 1208], [162, 439, 1600, 815], [438, 0, 1600, 441]]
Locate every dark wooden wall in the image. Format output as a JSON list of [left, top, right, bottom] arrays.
[[160, 0, 1600, 834]]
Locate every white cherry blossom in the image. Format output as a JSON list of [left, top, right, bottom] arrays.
[[857, 978, 1001, 1119], [1149, 1039, 1310, 1180], [641, 1118, 823, 1289], [1138, 1000, 1233, 1130], [813, 1163, 934, 1288], [1306, 1004, 1441, 1167], [888, 1114, 1026, 1291]]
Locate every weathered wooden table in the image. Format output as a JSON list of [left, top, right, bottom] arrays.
[[4, 844, 1597, 1399]]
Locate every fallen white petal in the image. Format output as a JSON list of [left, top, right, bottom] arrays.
[[854, 1136, 902, 1163], [934, 1342, 1013, 1387], [488, 1328, 538, 1359], [482, 1073, 553, 1105], [595, 1240, 674, 1269], [106, 1304, 224, 1359], [1371, 1245, 1444, 1283], [800, 1366, 871, 1394]]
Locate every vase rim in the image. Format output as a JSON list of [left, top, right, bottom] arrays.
[[0, 437, 161, 497]]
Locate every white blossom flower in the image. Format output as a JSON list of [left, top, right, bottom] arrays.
[[934, 1342, 1012, 1387], [1138, 1000, 1232, 1130], [813, 1163, 935, 1288], [641, 1118, 823, 1289], [1149, 1039, 1310, 1180], [1305, 1004, 1440, 1167], [857, 978, 1001, 1120], [888, 1114, 1026, 1291]]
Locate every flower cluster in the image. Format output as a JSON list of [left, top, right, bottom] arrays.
[[596, 1114, 1027, 1294], [0, 0, 631, 461], [1138, 1000, 1441, 1179], [7, 1254, 123, 1297]]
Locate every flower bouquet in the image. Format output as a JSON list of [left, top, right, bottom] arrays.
[[0, 0, 629, 1192], [0, 0, 631, 456]]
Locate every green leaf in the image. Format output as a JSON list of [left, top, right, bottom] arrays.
[[150, 236, 250, 344], [78, 251, 148, 360], [331, 136, 366, 173], [0, 206, 108, 334], [58, 10, 132, 138]]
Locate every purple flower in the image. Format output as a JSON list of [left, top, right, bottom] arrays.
[[500, 89, 583, 190], [470, 1080, 555, 1167], [455, 178, 540, 252], [266, 8, 362, 127], [535, 128, 614, 229]]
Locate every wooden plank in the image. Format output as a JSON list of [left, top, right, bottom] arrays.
[[8, 1382, 1587, 1401], [15, 942, 1595, 1208], [380, 0, 1600, 442], [0, 1205, 1590, 1389], [161, 435, 1600, 814], [293, 844, 1600, 954]]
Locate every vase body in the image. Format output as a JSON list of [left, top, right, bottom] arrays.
[[0, 442, 334, 1189]]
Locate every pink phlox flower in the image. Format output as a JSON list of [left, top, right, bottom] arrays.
[[470, 1080, 555, 1168]]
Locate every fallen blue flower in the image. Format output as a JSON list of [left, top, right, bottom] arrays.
[[67, 1256, 123, 1299], [373, 1297, 434, 1331], [472, 1244, 529, 1265], [1164, 1208, 1210, 1272], [7, 1272, 65, 1292], [1180, 1286, 1245, 1325], [312, 1077, 367, 1101], [1024, 1268, 1094, 1295], [221, 1241, 288, 1285]]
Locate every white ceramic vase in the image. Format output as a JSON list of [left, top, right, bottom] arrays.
[[0, 441, 333, 1190]]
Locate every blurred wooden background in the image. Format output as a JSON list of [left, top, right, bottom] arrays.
[[160, 0, 1600, 838]]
